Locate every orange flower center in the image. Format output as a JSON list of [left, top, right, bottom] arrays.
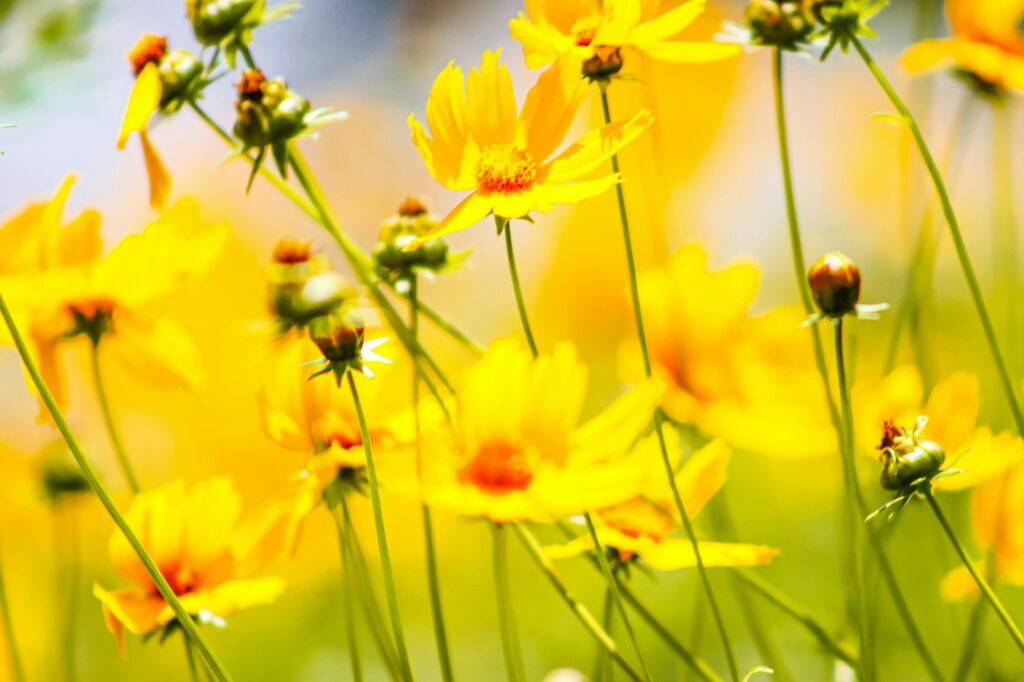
[[599, 498, 675, 543], [460, 442, 534, 496], [571, 16, 602, 47], [475, 144, 537, 194], [128, 34, 167, 76]]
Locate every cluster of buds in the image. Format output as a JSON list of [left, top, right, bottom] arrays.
[[187, 0, 297, 66], [127, 34, 205, 115], [805, 251, 887, 325], [267, 239, 355, 333], [744, 1, 816, 49], [371, 198, 465, 293], [877, 417, 946, 492]]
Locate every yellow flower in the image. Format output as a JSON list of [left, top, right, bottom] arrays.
[[119, 34, 172, 209], [853, 367, 1024, 491], [407, 50, 652, 247], [93, 477, 286, 654], [0, 177, 228, 420], [545, 440, 778, 570], [256, 334, 399, 549], [509, 0, 740, 71], [392, 338, 663, 523], [620, 244, 834, 459], [901, 0, 1024, 93]]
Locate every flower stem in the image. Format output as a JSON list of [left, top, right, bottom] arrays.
[[849, 33, 1024, 438], [346, 372, 415, 681], [952, 584, 988, 682], [593, 588, 613, 682], [922, 486, 1024, 654], [492, 523, 527, 682], [331, 505, 364, 682], [90, 341, 141, 494], [600, 83, 739, 682], [501, 219, 538, 358], [55, 506, 80, 682], [409, 276, 455, 682], [0, 291, 233, 681], [0, 547, 24, 682], [512, 523, 645, 682], [992, 100, 1019, 380], [184, 635, 200, 682]]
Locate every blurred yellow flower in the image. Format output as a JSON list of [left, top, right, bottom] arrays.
[[509, 0, 740, 71], [901, 0, 1024, 92], [853, 367, 1024, 491], [620, 244, 834, 459], [0, 177, 228, 420], [119, 35, 172, 209], [393, 338, 663, 523], [93, 477, 286, 654], [545, 440, 778, 570], [407, 50, 652, 247]]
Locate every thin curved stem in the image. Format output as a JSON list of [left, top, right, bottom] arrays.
[[501, 219, 538, 357], [184, 636, 200, 682], [90, 341, 141, 494], [594, 588, 613, 682], [849, 33, 1024, 438], [0, 548, 24, 682], [952, 585, 988, 682], [492, 523, 527, 682], [0, 291, 232, 681], [346, 373, 414, 681], [332, 505, 364, 682], [512, 523, 644, 682], [923, 487, 1024, 654], [600, 83, 739, 682]]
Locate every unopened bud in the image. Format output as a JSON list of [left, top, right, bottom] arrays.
[[187, 0, 259, 46], [309, 310, 365, 364], [582, 46, 624, 82], [159, 50, 204, 108], [745, 0, 816, 47], [878, 420, 946, 491], [808, 251, 860, 318]]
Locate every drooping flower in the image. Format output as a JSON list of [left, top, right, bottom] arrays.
[[509, 0, 740, 75], [390, 337, 664, 523], [545, 440, 778, 570], [902, 0, 1024, 95], [407, 50, 652, 248], [0, 177, 228, 420], [93, 477, 285, 654]]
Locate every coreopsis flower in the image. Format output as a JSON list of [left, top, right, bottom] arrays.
[[257, 335, 399, 549], [508, 0, 740, 78], [545, 440, 778, 570], [93, 478, 286, 654], [0, 177, 228, 420], [391, 338, 664, 523], [902, 0, 1024, 96], [406, 50, 652, 248], [620, 244, 834, 459]]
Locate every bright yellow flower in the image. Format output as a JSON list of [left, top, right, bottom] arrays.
[[392, 337, 663, 523], [853, 367, 1024, 491], [621, 244, 834, 459], [0, 177, 228, 420], [902, 0, 1024, 93], [93, 477, 286, 654], [545, 440, 778, 570], [509, 0, 740, 71], [256, 334, 400, 549], [407, 50, 653, 247]]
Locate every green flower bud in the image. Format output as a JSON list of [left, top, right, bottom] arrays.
[[309, 309, 365, 364], [808, 251, 861, 318], [267, 240, 353, 330], [158, 49, 204, 108], [233, 70, 311, 150], [878, 420, 946, 491], [582, 46, 624, 83], [745, 0, 816, 47], [372, 198, 451, 286], [187, 0, 258, 46]]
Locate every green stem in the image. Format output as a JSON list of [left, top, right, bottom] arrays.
[[184, 636, 200, 682], [238, 44, 256, 70], [952, 586, 987, 682], [0, 291, 232, 681], [0, 547, 24, 682], [346, 372, 414, 681], [600, 83, 739, 682], [492, 523, 527, 682], [90, 341, 141, 494], [594, 588, 613, 682], [57, 507, 80, 682], [410, 277, 455, 682], [922, 486, 1024, 654], [512, 523, 645, 682], [850, 33, 1024, 437], [992, 101, 1019, 380], [332, 505, 364, 682], [501, 219, 538, 357]]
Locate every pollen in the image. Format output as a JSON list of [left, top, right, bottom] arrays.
[[475, 144, 537, 194], [128, 34, 168, 76], [460, 441, 534, 496]]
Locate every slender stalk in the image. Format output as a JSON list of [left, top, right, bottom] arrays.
[[184, 636, 200, 682], [600, 83, 739, 682], [922, 486, 1024, 654], [952, 586, 988, 682], [90, 341, 141, 493], [512, 523, 645, 682], [492, 524, 527, 682], [332, 505, 364, 682], [594, 588, 614, 682], [992, 101, 1019, 379], [409, 277, 455, 682], [501, 219, 538, 357], [832, 320, 875, 681], [0, 291, 232, 681], [849, 33, 1024, 437], [0, 548, 24, 682], [346, 372, 414, 681], [56, 506, 81, 682]]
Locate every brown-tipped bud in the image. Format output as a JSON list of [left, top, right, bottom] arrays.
[[272, 239, 312, 265], [808, 251, 861, 318], [309, 310, 365, 364], [398, 197, 428, 218], [582, 46, 624, 82], [745, 0, 816, 47], [188, 0, 259, 46], [237, 69, 267, 102], [128, 34, 168, 76], [878, 420, 946, 491]]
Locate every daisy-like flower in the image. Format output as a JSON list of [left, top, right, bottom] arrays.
[[620, 244, 834, 459], [406, 50, 652, 248], [257, 334, 398, 549], [545, 439, 778, 570], [93, 477, 286, 654], [509, 0, 740, 74], [0, 177, 228, 420], [391, 337, 664, 523], [902, 0, 1024, 95]]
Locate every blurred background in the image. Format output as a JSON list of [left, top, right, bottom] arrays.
[[1, 0, 1022, 679]]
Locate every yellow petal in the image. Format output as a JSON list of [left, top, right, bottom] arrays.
[[637, 40, 741, 64], [465, 50, 519, 148], [407, 191, 493, 248], [675, 440, 730, 520], [117, 62, 161, 149], [594, 0, 642, 46], [642, 539, 778, 572], [532, 174, 622, 210], [173, 578, 286, 623], [629, 0, 705, 46], [901, 40, 958, 75], [139, 132, 171, 210], [923, 372, 979, 452], [939, 565, 981, 602], [518, 59, 588, 162], [93, 584, 165, 638], [570, 379, 662, 465], [933, 427, 1024, 491], [107, 314, 204, 391], [543, 108, 653, 183], [508, 13, 573, 70]]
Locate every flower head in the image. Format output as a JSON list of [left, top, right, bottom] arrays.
[[93, 478, 285, 654], [266, 239, 356, 333], [372, 199, 469, 293], [805, 251, 886, 324], [407, 50, 653, 248], [306, 309, 391, 384]]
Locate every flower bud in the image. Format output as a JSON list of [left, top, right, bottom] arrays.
[[128, 34, 167, 76], [582, 46, 624, 82], [745, 0, 816, 47], [267, 240, 353, 329], [372, 198, 452, 287], [187, 0, 258, 46], [808, 251, 861, 318], [309, 310, 365, 364], [233, 70, 311, 150], [158, 50, 204, 108], [878, 420, 946, 491]]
